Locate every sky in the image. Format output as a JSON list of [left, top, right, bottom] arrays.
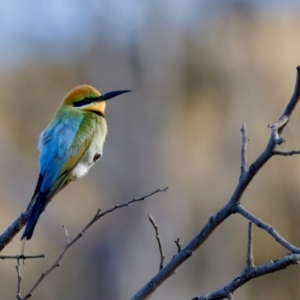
[[0, 1, 299, 69]]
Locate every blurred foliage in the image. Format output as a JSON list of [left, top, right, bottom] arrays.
[[1, 1, 300, 299]]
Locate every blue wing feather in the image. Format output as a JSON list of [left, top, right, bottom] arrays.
[[38, 117, 82, 193]]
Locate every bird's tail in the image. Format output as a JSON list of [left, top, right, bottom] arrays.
[[21, 194, 47, 240]]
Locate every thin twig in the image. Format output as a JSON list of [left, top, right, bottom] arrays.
[[0, 255, 46, 260], [16, 257, 22, 300], [131, 67, 300, 300], [0, 186, 167, 254], [236, 205, 300, 254], [96, 188, 168, 220], [273, 150, 300, 156], [62, 225, 70, 244], [148, 214, 165, 271], [172, 238, 183, 275], [21, 188, 168, 300], [240, 123, 248, 176], [245, 222, 254, 269], [174, 238, 182, 253]]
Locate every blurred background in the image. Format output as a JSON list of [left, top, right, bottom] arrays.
[[1, 0, 300, 299]]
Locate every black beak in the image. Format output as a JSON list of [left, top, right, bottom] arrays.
[[99, 90, 131, 101]]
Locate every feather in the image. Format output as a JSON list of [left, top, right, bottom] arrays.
[[22, 109, 97, 240]]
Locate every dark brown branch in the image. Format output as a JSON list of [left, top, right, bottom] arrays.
[[148, 214, 165, 271], [236, 205, 300, 254], [191, 254, 300, 300], [21, 188, 168, 300], [131, 67, 300, 300]]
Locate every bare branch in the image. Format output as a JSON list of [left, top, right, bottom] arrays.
[[277, 66, 300, 133], [62, 225, 70, 244], [0, 187, 167, 255], [174, 238, 182, 254], [191, 253, 300, 300], [236, 205, 300, 254], [273, 150, 300, 156], [0, 254, 46, 260], [0, 210, 31, 253], [22, 236, 70, 299], [148, 214, 165, 271], [245, 222, 254, 270], [130, 67, 300, 300], [16, 257, 22, 300], [95, 188, 168, 224], [269, 121, 286, 145], [0, 254, 45, 299], [172, 238, 183, 275], [240, 123, 248, 176], [21, 188, 167, 299]]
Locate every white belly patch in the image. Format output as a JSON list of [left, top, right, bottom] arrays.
[[72, 162, 89, 179]]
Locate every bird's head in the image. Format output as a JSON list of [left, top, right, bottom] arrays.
[[63, 85, 131, 116]]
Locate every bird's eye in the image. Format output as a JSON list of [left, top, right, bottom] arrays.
[[83, 97, 91, 103], [73, 97, 94, 107]]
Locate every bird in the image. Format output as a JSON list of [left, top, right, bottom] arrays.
[[21, 85, 130, 240]]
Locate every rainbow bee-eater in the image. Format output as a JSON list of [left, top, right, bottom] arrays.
[[21, 85, 130, 240]]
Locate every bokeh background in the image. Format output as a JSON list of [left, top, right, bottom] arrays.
[[1, 1, 300, 299]]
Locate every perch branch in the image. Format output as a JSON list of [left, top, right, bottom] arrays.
[[21, 188, 168, 300], [0, 209, 32, 253]]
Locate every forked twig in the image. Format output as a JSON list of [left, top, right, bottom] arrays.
[[174, 238, 182, 253], [236, 205, 300, 254]]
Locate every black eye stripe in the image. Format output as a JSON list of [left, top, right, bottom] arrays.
[[73, 97, 96, 107]]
